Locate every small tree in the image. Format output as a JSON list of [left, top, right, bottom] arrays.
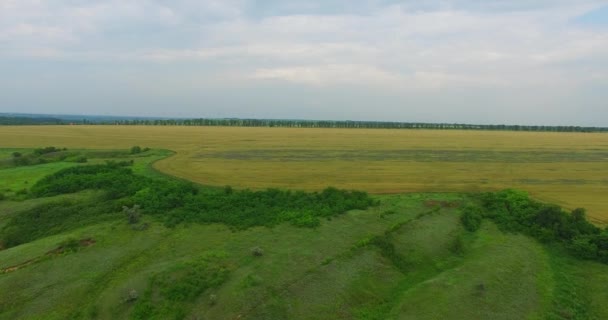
[[130, 146, 142, 154], [123, 205, 141, 224], [12, 152, 22, 158]]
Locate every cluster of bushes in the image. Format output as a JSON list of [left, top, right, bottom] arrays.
[[6, 147, 88, 167], [33, 146, 66, 155], [30, 161, 139, 199], [475, 189, 608, 263], [28, 162, 375, 229], [130, 146, 150, 154], [152, 186, 375, 228], [1, 161, 375, 248], [460, 205, 483, 232]]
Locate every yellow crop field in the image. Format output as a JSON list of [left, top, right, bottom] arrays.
[[1, 125, 607, 224]]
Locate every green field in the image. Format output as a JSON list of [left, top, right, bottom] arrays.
[[0, 147, 607, 319]]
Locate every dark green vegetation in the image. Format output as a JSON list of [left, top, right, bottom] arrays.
[[0, 116, 64, 125], [0, 159, 373, 248], [0, 148, 607, 319], [0, 146, 86, 170], [476, 190, 608, 263], [3, 114, 608, 132]]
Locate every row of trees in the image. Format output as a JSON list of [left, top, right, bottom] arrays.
[[2, 116, 606, 133], [100, 118, 608, 133], [0, 116, 63, 125]]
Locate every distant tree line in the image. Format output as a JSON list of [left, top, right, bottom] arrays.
[[0, 116, 64, 125], [2, 115, 607, 133], [98, 118, 608, 133]]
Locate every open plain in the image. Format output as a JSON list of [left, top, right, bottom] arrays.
[[0, 125, 606, 224]]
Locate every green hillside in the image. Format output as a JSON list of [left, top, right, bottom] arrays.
[[0, 148, 607, 320]]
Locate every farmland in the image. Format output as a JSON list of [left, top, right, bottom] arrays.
[[0, 140, 607, 319], [0, 125, 607, 224]]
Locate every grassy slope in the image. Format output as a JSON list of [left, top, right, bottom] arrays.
[[0, 126, 607, 222], [392, 222, 552, 320], [1, 195, 607, 319], [1, 148, 607, 319]]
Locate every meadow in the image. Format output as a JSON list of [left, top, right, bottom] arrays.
[[0, 144, 607, 319], [0, 125, 606, 224]]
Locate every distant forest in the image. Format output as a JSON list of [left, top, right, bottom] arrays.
[[1, 115, 607, 133], [0, 116, 64, 125]]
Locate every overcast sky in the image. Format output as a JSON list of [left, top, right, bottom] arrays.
[[1, 0, 607, 125]]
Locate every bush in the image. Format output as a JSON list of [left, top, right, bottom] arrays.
[[569, 236, 599, 260], [123, 205, 141, 224], [290, 214, 321, 228], [251, 246, 264, 257], [130, 146, 142, 154], [461, 205, 483, 232], [478, 189, 607, 264], [11, 152, 21, 157], [0, 193, 5, 201], [58, 237, 81, 253], [19, 161, 376, 240], [33, 146, 62, 156]]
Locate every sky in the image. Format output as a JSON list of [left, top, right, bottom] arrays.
[[1, 0, 608, 126]]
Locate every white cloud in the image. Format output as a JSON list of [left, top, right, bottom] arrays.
[[1, 0, 607, 124]]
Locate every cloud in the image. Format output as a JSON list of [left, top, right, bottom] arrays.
[[0, 0, 607, 125]]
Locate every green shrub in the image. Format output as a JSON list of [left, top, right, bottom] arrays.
[[461, 205, 483, 232], [251, 246, 264, 257], [12, 161, 377, 248], [290, 214, 321, 228], [33, 146, 63, 155], [58, 237, 81, 253], [478, 189, 607, 264], [130, 146, 142, 154]]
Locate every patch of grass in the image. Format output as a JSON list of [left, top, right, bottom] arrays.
[[131, 252, 230, 320], [0, 198, 121, 247], [391, 222, 554, 320]]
